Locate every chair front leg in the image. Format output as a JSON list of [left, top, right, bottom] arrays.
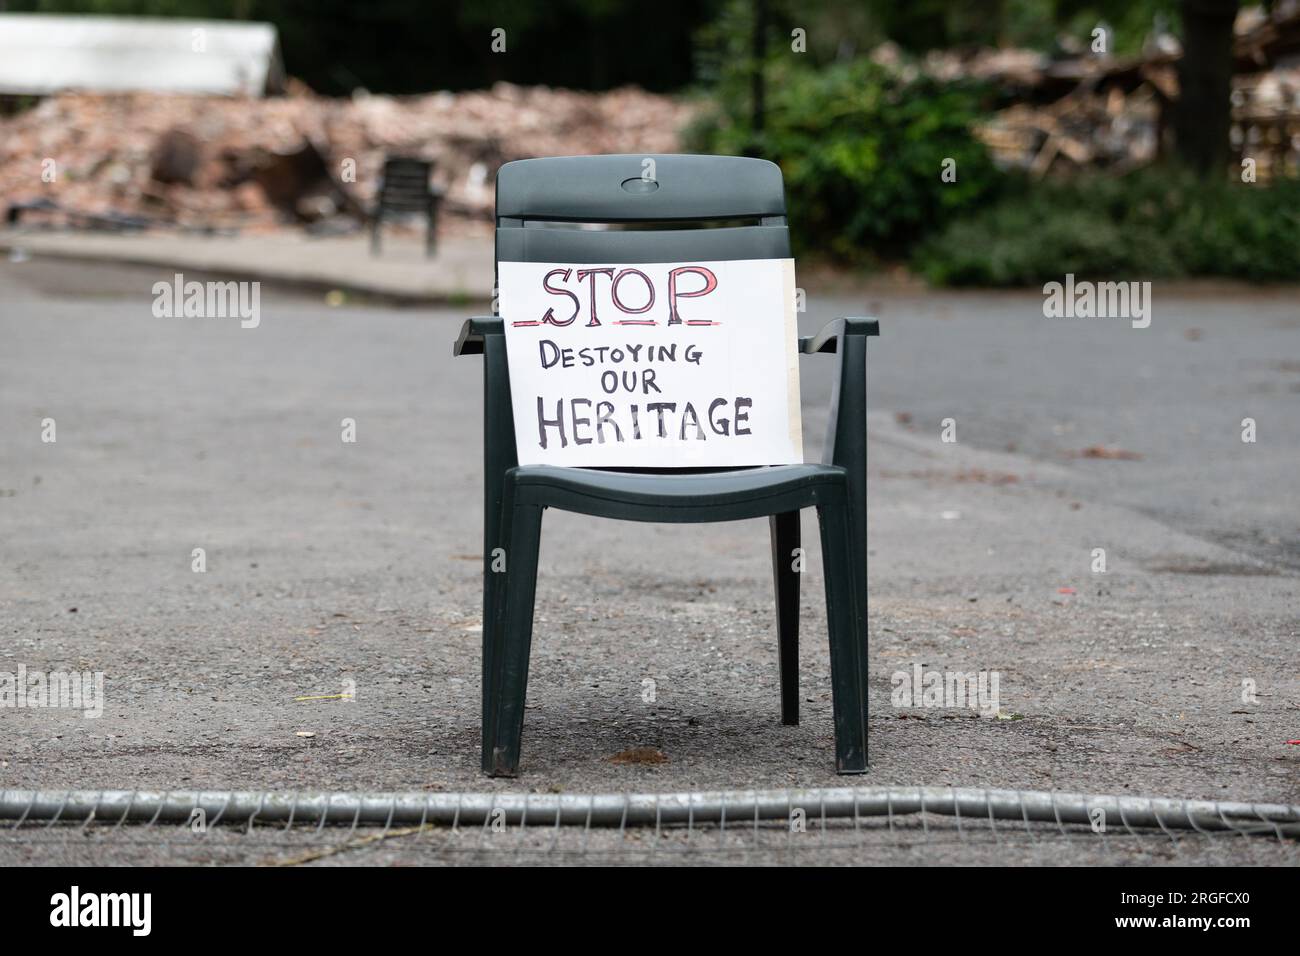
[[484, 499, 545, 777], [816, 495, 868, 774]]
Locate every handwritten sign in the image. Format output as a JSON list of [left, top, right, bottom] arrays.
[[499, 258, 802, 468]]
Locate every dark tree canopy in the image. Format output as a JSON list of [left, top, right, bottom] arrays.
[[5, 0, 723, 94]]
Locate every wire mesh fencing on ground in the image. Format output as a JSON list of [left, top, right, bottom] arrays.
[[2, 786, 1297, 866]]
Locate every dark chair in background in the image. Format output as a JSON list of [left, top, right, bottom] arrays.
[[370, 156, 441, 257]]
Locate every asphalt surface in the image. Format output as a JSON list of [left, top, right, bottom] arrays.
[[1, 257, 1297, 865]]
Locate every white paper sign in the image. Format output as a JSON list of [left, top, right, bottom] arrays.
[[499, 258, 803, 468]]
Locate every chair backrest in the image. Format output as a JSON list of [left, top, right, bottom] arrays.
[[492, 154, 800, 473], [494, 154, 789, 287], [379, 156, 434, 210]]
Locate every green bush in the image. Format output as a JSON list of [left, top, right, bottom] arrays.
[[687, 57, 1001, 262], [914, 169, 1300, 285]]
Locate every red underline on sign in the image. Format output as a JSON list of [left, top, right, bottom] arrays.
[[511, 320, 542, 326], [685, 320, 721, 326], [613, 320, 658, 325]]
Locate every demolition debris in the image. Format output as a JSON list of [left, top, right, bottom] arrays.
[[0, 83, 695, 233]]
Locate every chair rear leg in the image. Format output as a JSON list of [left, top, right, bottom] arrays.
[[816, 498, 868, 773], [484, 502, 544, 777], [769, 511, 801, 725], [480, 512, 504, 772], [370, 214, 381, 256]]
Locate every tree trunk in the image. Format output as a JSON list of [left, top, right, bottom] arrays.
[[751, 0, 768, 134], [1174, 0, 1239, 176]]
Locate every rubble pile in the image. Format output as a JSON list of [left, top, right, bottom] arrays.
[[0, 83, 696, 232], [974, 62, 1300, 178], [1231, 67, 1300, 179], [938, 5, 1300, 177], [974, 67, 1175, 176]]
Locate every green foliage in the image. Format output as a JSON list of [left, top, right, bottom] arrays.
[[687, 56, 1002, 262], [854, 0, 1178, 56], [914, 169, 1300, 285]]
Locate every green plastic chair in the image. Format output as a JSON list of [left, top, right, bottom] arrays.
[[454, 154, 879, 775]]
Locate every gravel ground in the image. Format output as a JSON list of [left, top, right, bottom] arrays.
[[1, 258, 1297, 865]]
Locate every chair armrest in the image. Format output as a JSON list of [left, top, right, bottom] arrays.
[[817, 316, 879, 468], [464, 316, 876, 356], [799, 317, 879, 355], [814, 317, 878, 591], [798, 334, 831, 354], [454, 316, 504, 356]]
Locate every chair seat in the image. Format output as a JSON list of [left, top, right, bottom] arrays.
[[507, 463, 847, 523]]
